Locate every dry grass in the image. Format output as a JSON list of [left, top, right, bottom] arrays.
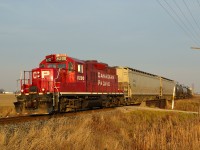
[[0, 95, 200, 149], [170, 95, 200, 112], [0, 94, 16, 107], [0, 109, 200, 150], [0, 106, 16, 118], [0, 94, 17, 118]]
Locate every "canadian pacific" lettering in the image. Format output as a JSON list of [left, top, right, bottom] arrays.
[[98, 72, 115, 80], [97, 72, 115, 86]]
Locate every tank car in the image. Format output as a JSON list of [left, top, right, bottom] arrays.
[[175, 84, 193, 99], [186, 87, 193, 98], [182, 86, 188, 98], [175, 83, 183, 99], [182, 86, 193, 98], [14, 54, 124, 114]]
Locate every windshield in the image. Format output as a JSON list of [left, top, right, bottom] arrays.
[[40, 63, 66, 69], [48, 64, 57, 68]]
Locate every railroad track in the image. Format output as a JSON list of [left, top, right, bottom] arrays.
[[0, 107, 114, 125], [1, 104, 199, 125], [0, 114, 52, 125]]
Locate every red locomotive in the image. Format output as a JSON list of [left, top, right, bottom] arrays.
[[14, 54, 124, 114]]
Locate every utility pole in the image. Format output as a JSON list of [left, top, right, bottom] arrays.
[[191, 47, 200, 50], [192, 83, 194, 95], [191, 48, 198, 95]]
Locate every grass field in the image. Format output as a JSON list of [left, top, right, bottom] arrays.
[[0, 108, 199, 150], [0, 94, 16, 106], [0, 94, 16, 117], [0, 96, 200, 149], [173, 96, 200, 112]]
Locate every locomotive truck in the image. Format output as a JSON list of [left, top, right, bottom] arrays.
[[14, 54, 192, 114]]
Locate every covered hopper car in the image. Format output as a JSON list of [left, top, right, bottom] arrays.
[[116, 67, 176, 104]]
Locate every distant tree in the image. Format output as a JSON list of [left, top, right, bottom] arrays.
[[0, 89, 5, 94]]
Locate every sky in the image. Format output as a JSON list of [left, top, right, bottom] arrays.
[[1, 0, 200, 92]]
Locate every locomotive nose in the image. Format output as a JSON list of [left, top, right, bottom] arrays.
[[32, 68, 55, 93]]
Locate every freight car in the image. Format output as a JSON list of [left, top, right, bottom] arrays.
[[14, 54, 192, 114], [175, 83, 192, 99], [116, 67, 176, 106], [14, 54, 124, 114], [116, 67, 192, 105]]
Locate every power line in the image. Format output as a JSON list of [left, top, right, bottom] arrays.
[[182, 0, 200, 33], [191, 0, 200, 28], [191, 47, 200, 49], [156, 0, 200, 45], [197, 0, 200, 9], [156, 0, 200, 46], [173, 0, 200, 40]]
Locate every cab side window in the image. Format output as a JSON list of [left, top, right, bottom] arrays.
[[78, 64, 83, 73], [48, 64, 56, 68], [40, 64, 45, 68], [68, 62, 74, 71], [58, 64, 66, 69]]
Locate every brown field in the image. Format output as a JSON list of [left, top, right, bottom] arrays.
[[173, 95, 200, 112], [0, 96, 200, 149], [0, 94, 16, 107], [0, 94, 16, 117], [0, 108, 200, 150]]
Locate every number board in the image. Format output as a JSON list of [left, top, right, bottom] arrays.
[[56, 56, 67, 62], [45, 54, 67, 62]]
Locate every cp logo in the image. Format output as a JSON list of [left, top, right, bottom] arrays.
[[42, 71, 50, 78], [33, 72, 38, 79]]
